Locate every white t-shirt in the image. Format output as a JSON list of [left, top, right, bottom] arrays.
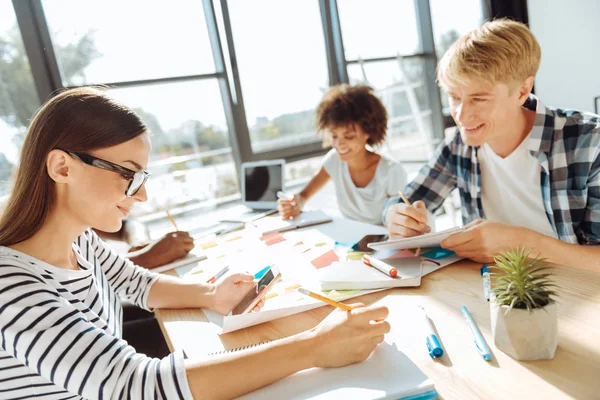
[[478, 136, 556, 238], [322, 149, 407, 225]]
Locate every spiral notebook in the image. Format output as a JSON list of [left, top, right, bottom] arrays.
[[208, 338, 437, 400]]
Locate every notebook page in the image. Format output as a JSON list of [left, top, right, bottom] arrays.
[[237, 338, 435, 400]]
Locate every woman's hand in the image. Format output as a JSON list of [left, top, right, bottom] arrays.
[[277, 194, 303, 219], [128, 231, 195, 269], [210, 273, 258, 315], [310, 303, 390, 368]]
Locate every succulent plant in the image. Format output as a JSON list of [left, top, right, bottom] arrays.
[[491, 247, 557, 313]]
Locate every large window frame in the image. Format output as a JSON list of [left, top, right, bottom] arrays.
[[13, 0, 487, 180]]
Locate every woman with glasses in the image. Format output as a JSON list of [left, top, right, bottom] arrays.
[[0, 87, 390, 399]]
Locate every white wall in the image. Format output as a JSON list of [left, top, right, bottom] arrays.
[[528, 0, 600, 113]]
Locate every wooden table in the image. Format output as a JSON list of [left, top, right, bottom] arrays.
[[156, 258, 600, 400]]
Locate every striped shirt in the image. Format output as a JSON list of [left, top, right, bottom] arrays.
[[384, 94, 600, 245], [0, 229, 193, 399]]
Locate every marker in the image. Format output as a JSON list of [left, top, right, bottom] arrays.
[[418, 305, 444, 358], [460, 306, 492, 361], [206, 265, 229, 284], [480, 264, 491, 301], [362, 254, 398, 277], [297, 288, 353, 311]]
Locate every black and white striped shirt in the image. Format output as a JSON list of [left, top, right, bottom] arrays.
[[0, 229, 193, 399]]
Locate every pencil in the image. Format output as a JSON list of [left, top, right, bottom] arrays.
[[398, 190, 412, 207], [297, 288, 353, 311], [166, 210, 179, 231], [399, 191, 425, 256]]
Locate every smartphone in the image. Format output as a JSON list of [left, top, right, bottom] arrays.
[[231, 265, 281, 315], [351, 234, 389, 253]]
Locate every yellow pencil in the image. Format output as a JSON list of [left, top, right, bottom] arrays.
[[398, 190, 412, 207], [297, 288, 353, 311], [166, 210, 179, 231]]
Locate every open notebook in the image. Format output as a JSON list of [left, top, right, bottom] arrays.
[[225, 338, 436, 400], [255, 210, 333, 236]]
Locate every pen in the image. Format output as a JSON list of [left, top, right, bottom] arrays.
[[362, 254, 398, 277], [418, 305, 444, 358], [460, 306, 492, 361], [480, 264, 491, 301], [206, 265, 230, 284], [166, 210, 179, 231], [297, 288, 354, 311], [398, 190, 413, 207]]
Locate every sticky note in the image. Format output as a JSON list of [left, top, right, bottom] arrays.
[[311, 250, 339, 269], [260, 232, 285, 246], [345, 251, 365, 261], [421, 247, 456, 260]]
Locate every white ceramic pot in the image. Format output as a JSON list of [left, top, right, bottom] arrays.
[[490, 300, 558, 361]]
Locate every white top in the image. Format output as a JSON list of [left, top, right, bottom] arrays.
[[0, 230, 193, 400], [478, 136, 556, 238], [322, 149, 407, 225]]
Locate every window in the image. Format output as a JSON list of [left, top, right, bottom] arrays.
[[337, 0, 420, 59], [347, 58, 434, 161], [42, 0, 216, 86], [339, 0, 439, 161], [430, 0, 484, 111], [228, 0, 328, 154], [39, 0, 239, 217], [107, 81, 237, 215], [0, 0, 39, 197]]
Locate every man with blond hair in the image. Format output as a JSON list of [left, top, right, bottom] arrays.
[[384, 19, 600, 271]]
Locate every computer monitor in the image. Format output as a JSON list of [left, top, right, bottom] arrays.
[[241, 159, 285, 210]]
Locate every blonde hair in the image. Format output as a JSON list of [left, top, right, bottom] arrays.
[[437, 19, 541, 88]]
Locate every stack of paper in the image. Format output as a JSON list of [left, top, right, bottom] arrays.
[[318, 259, 422, 290]]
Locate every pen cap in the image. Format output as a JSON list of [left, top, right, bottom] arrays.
[[426, 335, 444, 358]]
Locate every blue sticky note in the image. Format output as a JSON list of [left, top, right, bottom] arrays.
[[421, 247, 456, 260], [254, 266, 270, 279]]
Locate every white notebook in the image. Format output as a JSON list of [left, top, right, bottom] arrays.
[[257, 210, 333, 236], [318, 259, 421, 291], [368, 227, 463, 251], [237, 338, 436, 400]]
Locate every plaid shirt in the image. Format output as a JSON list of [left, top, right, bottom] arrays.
[[385, 94, 600, 245]]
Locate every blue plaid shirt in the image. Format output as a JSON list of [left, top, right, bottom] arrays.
[[384, 94, 600, 245]]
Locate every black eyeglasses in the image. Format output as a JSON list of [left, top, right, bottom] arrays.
[[66, 151, 150, 196]]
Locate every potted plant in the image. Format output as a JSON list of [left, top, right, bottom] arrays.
[[489, 247, 558, 361]]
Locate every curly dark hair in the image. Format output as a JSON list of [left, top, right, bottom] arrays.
[[315, 84, 388, 146]]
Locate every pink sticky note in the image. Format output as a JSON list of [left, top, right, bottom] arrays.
[[311, 250, 339, 269], [264, 233, 285, 246], [387, 249, 419, 259]]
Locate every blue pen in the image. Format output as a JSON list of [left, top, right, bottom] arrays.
[[480, 264, 491, 301], [460, 306, 492, 361], [418, 306, 444, 358]]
